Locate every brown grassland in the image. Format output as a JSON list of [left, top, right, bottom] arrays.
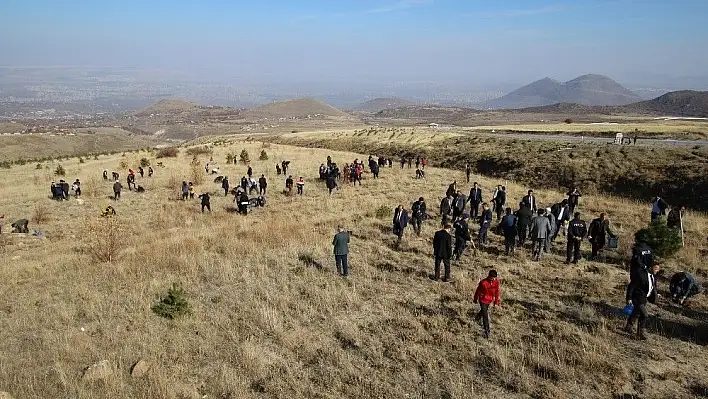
[[0, 134, 707, 399]]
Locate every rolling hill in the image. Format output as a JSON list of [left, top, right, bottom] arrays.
[[241, 98, 351, 120], [619, 90, 708, 117], [482, 74, 642, 109], [355, 97, 416, 113], [130, 99, 201, 117]]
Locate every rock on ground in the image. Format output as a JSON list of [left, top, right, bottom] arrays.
[[130, 359, 151, 378], [82, 360, 113, 381]]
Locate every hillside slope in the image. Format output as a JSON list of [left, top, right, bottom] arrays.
[[0, 140, 705, 399], [241, 98, 351, 120], [131, 99, 200, 117], [355, 97, 417, 113], [620, 90, 708, 117], [483, 74, 641, 109]]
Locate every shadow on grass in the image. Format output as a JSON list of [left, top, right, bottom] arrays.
[[297, 253, 324, 270]]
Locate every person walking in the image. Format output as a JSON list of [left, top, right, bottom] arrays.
[[625, 263, 659, 340], [198, 192, 211, 212], [393, 205, 410, 244], [259, 175, 267, 195], [500, 208, 517, 256], [468, 182, 483, 220], [650, 195, 668, 221], [453, 214, 472, 260], [222, 177, 230, 196], [332, 225, 350, 277], [494, 186, 506, 220], [439, 194, 453, 226], [296, 177, 305, 195], [522, 190, 537, 213], [552, 200, 570, 241], [515, 203, 533, 247], [465, 163, 471, 183], [529, 208, 551, 261], [544, 207, 556, 253], [473, 270, 501, 339], [113, 180, 123, 200], [588, 213, 615, 259], [453, 190, 467, 221], [181, 181, 190, 200], [565, 212, 587, 264], [411, 197, 427, 236], [478, 203, 493, 246], [567, 187, 582, 214], [432, 224, 454, 282]]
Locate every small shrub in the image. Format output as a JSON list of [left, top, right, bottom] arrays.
[[79, 158, 85, 164], [15, 159, 27, 166], [564, 118, 573, 124], [36, 163, 43, 170], [375, 205, 393, 219], [226, 154, 234, 164], [239, 149, 250, 164], [31, 203, 52, 224], [119, 160, 128, 169], [54, 164, 66, 176], [93, 155, 99, 160], [157, 147, 180, 158], [0, 161, 11, 169], [85, 217, 127, 263], [186, 146, 213, 157], [634, 219, 683, 259], [140, 158, 150, 167], [259, 150, 269, 160], [152, 284, 191, 319]]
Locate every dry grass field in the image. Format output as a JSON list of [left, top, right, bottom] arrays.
[[465, 121, 708, 139], [0, 136, 707, 399]]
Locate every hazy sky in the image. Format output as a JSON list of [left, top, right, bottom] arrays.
[[2, 0, 708, 85]]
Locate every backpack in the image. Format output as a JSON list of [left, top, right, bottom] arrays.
[[412, 201, 421, 217]]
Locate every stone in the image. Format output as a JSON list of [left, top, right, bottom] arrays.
[[130, 359, 151, 378], [82, 360, 113, 381]]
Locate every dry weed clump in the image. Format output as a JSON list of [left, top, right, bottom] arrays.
[[31, 203, 52, 224], [190, 157, 204, 185], [185, 146, 213, 157], [84, 216, 127, 263], [157, 147, 180, 158]]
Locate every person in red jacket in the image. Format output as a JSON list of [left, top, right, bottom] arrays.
[[473, 270, 501, 338]]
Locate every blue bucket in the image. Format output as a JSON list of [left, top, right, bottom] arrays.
[[623, 304, 634, 316]]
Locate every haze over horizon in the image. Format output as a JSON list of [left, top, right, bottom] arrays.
[[2, 0, 708, 89]]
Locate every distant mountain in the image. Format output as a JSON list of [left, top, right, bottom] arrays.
[[241, 98, 350, 120], [131, 99, 200, 117], [482, 74, 642, 109], [619, 90, 708, 117], [355, 97, 417, 112]]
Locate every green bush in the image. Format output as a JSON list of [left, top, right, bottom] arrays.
[[119, 160, 128, 169], [226, 154, 234, 164], [634, 218, 683, 259], [259, 150, 269, 160], [15, 159, 27, 166], [54, 164, 66, 176], [79, 158, 85, 164], [186, 146, 213, 157], [0, 161, 11, 169], [152, 284, 191, 319], [140, 158, 150, 167], [36, 163, 43, 170], [374, 205, 393, 220], [239, 149, 250, 164]]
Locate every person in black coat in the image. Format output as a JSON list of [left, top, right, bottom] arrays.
[[326, 175, 337, 195], [521, 190, 537, 212], [494, 186, 506, 220], [221, 177, 230, 196], [566, 187, 582, 213], [468, 182, 483, 220], [588, 213, 615, 259], [625, 263, 660, 340], [198, 192, 211, 213], [453, 214, 472, 260], [552, 200, 570, 241], [515, 203, 533, 247], [669, 272, 702, 306], [439, 195, 453, 226], [392, 205, 410, 242], [446, 181, 457, 198], [565, 212, 587, 264], [500, 207, 518, 255], [433, 224, 454, 282], [411, 197, 427, 236], [258, 175, 267, 195], [630, 241, 654, 273], [478, 203, 493, 246], [650, 195, 668, 221]]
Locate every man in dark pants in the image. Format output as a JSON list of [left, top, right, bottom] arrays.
[[453, 214, 472, 260], [478, 203, 493, 246], [588, 213, 615, 259], [473, 270, 501, 338], [626, 263, 659, 340], [465, 164, 471, 183], [453, 190, 467, 221], [259, 175, 267, 195], [332, 225, 350, 277], [565, 212, 587, 264], [566, 187, 582, 214], [669, 271, 702, 306], [500, 207, 517, 256], [650, 195, 667, 221], [113, 181, 123, 200], [392, 205, 410, 243], [552, 200, 570, 241], [468, 182, 482, 220], [494, 186, 506, 220], [433, 224, 453, 282], [439, 194, 453, 226], [411, 197, 427, 236], [198, 192, 211, 213], [222, 177, 230, 196], [515, 203, 533, 247], [521, 189, 537, 213]]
